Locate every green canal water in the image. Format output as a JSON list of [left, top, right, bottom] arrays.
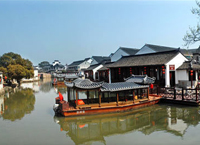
[[1, 80, 200, 145]]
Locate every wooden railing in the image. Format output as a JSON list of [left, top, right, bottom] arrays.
[[150, 85, 200, 102]]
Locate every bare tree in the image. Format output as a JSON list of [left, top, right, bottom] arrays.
[[183, 1, 200, 46]]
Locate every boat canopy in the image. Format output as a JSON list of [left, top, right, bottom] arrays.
[[65, 74, 155, 91], [65, 78, 104, 89], [101, 82, 149, 92], [125, 75, 155, 85], [65, 74, 80, 79]]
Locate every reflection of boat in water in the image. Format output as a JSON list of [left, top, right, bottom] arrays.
[[54, 104, 200, 145], [54, 76, 161, 117]]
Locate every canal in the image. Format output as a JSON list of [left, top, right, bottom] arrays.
[[1, 80, 200, 145]]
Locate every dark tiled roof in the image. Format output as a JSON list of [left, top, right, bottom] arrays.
[[85, 64, 102, 71], [65, 78, 104, 89], [125, 75, 155, 85], [177, 61, 200, 70], [108, 50, 181, 68], [101, 82, 148, 92], [145, 44, 177, 52], [120, 47, 139, 55], [84, 58, 91, 61], [92, 56, 111, 64], [180, 49, 196, 56], [98, 62, 114, 71], [68, 60, 84, 66]]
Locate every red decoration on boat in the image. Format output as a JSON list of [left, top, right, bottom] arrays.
[[75, 99, 85, 105]]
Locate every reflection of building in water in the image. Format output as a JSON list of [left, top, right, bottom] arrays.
[[39, 80, 52, 93], [21, 82, 39, 92], [0, 95, 4, 117], [0, 72, 3, 92], [54, 105, 200, 145]]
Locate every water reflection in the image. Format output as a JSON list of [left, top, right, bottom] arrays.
[[54, 105, 200, 145], [0, 95, 4, 118], [2, 88, 35, 121], [39, 79, 52, 93], [21, 81, 40, 92]]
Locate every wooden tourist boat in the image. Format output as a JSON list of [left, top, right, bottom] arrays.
[[53, 75, 162, 117], [52, 74, 66, 86]]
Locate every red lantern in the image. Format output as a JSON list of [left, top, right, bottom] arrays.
[[130, 67, 132, 74], [118, 68, 121, 75], [150, 84, 154, 89], [190, 70, 193, 76], [5, 76, 7, 80]]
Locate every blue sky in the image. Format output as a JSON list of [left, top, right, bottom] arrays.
[[0, 0, 199, 65]]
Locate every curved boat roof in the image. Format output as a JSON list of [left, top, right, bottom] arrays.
[[125, 75, 155, 85], [101, 82, 149, 92], [65, 78, 104, 89]]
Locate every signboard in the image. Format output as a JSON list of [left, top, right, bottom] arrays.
[[169, 65, 175, 71]]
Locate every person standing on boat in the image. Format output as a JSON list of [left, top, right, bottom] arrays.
[[58, 92, 63, 101]]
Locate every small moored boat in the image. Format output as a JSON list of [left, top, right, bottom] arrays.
[[53, 75, 161, 117]]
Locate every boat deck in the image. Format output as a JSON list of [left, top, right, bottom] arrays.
[[61, 95, 162, 112]]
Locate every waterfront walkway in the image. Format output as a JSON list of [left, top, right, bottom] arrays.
[[152, 86, 200, 106]]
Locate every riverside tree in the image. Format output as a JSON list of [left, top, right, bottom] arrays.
[[183, 1, 200, 46], [0, 52, 34, 83]]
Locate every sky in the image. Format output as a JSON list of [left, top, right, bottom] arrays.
[[0, 0, 199, 66]]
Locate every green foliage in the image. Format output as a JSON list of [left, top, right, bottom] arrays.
[[7, 64, 26, 81], [183, 1, 200, 46], [38, 61, 50, 68], [0, 67, 7, 76], [0, 52, 34, 82]]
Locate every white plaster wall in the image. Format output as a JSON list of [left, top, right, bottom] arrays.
[[34, 70, 38, 80], [111, 49, 129, 62], [166, 53, 188, 87], [109, 69, 111, 83], [177, 70, 188, 81], [93, 64, 103, 80], [87, 58, 93, 63], [135, 45, 156, 55], [79, 61, 91, 70]]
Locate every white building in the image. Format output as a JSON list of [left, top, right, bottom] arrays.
[[67, 58, 92, 76], [21, 68, 39, 82], [85, 64, 103, 81], [111, 47, 139, 62], [135, 44, 177, 55], [108, 49, 190, 87]]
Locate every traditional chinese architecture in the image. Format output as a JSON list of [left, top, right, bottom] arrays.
[[111, 47, 139, 62], [98, 62, 113, 82], [53, 76, 161, 117], [107, 49, 188, 87]]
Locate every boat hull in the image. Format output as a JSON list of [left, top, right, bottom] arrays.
[[59, 99, 160, 117]]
